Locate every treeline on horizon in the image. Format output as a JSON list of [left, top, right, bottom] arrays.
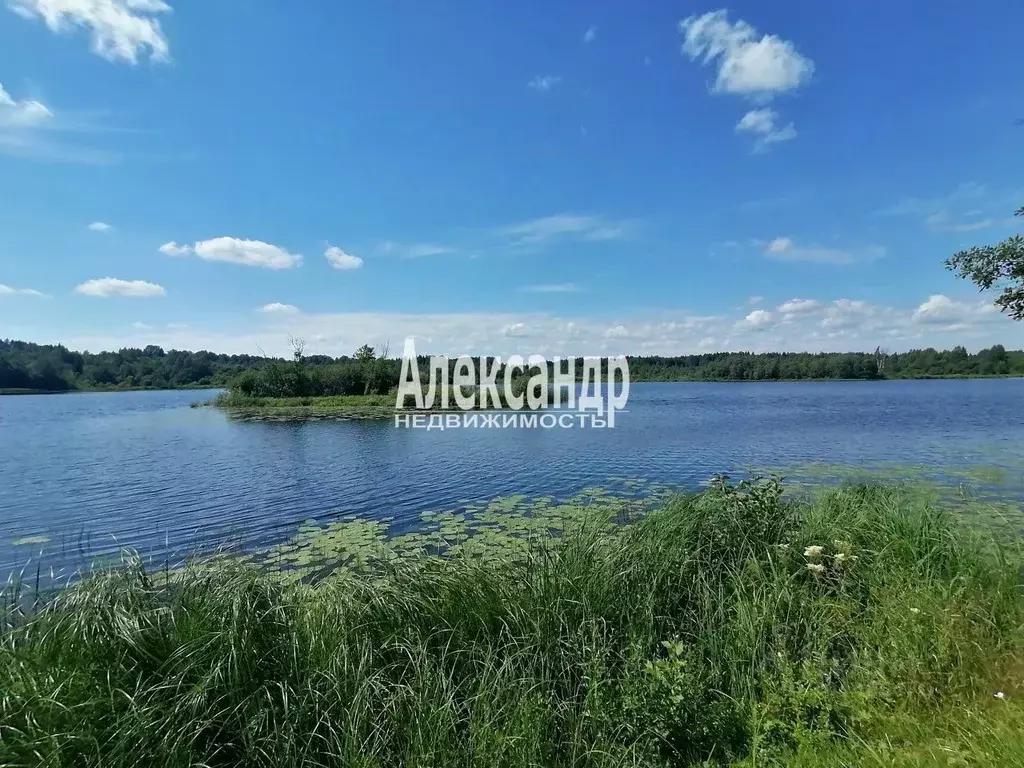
[[1, 338, 1022, 394]]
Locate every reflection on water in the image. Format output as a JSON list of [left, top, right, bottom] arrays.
[[1, 379, 1023, 574]]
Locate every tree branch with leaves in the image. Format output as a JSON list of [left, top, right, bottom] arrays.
[[945, 206, 1024, 319]]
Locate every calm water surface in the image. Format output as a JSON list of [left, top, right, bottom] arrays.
[[2, 380, 1023, 573]]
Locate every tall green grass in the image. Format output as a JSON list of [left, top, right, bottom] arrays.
[[2, 479, 1022, 766]]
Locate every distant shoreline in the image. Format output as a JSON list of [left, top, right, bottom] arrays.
[[4, 373, 1024, 398]]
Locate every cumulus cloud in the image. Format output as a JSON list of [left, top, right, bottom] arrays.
[[160, 238, 303, 269], [777, 298, 821, 315], [527, 75, 562, 91], [52, 291, 1024, 361], [604, 325, 630, 338], [158, 241, 191, 256], [680, 9, 813, 99], [680, 10, 812, 150], [0, 283, 47, 296], [73, 277, 165, 298], [739, 309, 773, 329], [259, 302, 300, 314], [735, 108, 796, 151], [87, 221, 112, 232], [821, 299, 873, 330], [912, 294, 999, 325], [0, 82, 52, 128], [7, 0, 172, 63], [325, 246, 363, 270], [763, 237, 885, 265]]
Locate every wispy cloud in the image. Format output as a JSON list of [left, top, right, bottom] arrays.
[[0, 283, 47, 297], [735, 108, 796, 151], [0, 82, 120, 164], [499, 214, 629, 246], [875, 182, 986, 218], [7, 0, 172, 64], [527, 75, 562, 92], [583, 25, 597, 44], [763, 237, 885, 265], [379, 241, 456, 258], [520, 283, 585, 293], [87, 221, 113, 232], [876, 182, 1021, 234]]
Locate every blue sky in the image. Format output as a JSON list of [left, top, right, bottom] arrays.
[[0, 0, 1022, 357]]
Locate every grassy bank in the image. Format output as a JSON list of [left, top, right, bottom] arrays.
[[2, 479, 1023, 766]]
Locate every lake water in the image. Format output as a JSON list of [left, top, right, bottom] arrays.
[[2, 380, 1023, 575]]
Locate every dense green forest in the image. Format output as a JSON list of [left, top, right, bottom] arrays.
[[1, 339, 1022, 394]]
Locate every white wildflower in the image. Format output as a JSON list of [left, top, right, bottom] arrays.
[[804, 545, 824, 559], [995, 691, 1007, 700], [909, 608, 920, 615], [834, 552, 849, 564], [833, 539, 853, 553], [806, 563, 826, 575], [777, 544, 790, 552]]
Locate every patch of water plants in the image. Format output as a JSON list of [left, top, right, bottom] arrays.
[[243, 478, 680, 583]]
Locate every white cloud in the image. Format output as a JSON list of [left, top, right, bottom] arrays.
[[583, 25, 596, 44], [0, 82, 52, 128], [132, 321, 152, 330], [821, 299, 873, 330], [777, 298, 821, 315], [739, 309, 773, 329], [158, 241, 192, 257], [0, 283, 47, 296], [73, 277, 165, 298], [259, 302, 300, 315], [680, 9, 814, 100], [748, 295, 764, 306], [87, 221, 112, 232], [924, 210, 1017, 234], [876, 182, 986, 218], [528, 75, 562, 91], [325, 245, 363, 270], [735, 108, 796, 150], [521, 283, 584, 293], [500, 214, 628, 245], [912, 294, 999, 325], [161, 238, 303, 269], [763, 237, 885, 265], [48, 292, 1024, 360], [604, 325, 630, 338], [8, 0, 172, 64], [379, 241, 455, 258]]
